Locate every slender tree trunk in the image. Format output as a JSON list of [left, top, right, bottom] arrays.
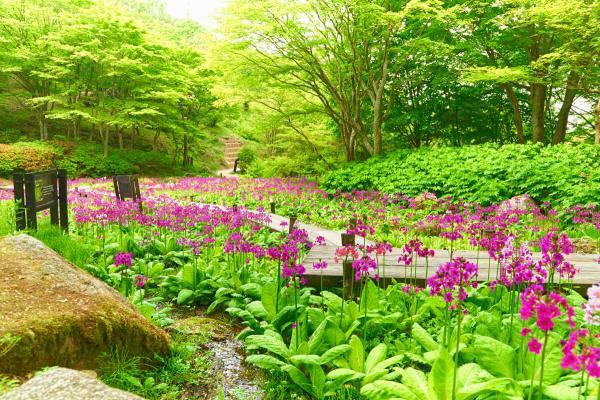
[[153, 129, 160, 152], [182, 133, 189, 168], [551, 74, 579, 144], [99, 124, 109, 158], [117, 127, 123, 150], [130, 126, 137, 149], [75, 115, 82, 139], [595, 98, 600, 145], [501, 84, 526, 143], [530, 83, 546, 143]]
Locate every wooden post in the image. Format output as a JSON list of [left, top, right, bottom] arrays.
[[24, 173, 37, 230], [13, 171, 25, 231], [270, 202, 276, 214], [341, 233, 356, 300], [58, 169, 69, 231], [49, 171, 59, 226], [341, 233, 355, 247], [289, 216, 297, 233], [343, 260, 354, 300]]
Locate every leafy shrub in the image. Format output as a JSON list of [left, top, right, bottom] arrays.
[[0, 141, 59, 177], [0, 128, 25, 144], [236, 145, 257, 174], [320, 143, 600, 208]]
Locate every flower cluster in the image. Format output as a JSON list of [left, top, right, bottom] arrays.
[[428, 257, 478, 311], [493, 235, 546, 289], [133, 275, 149, 288], [537, 232, 577, 280], [561, 329, 600, 377], [583, 284, 600, 326], [115, 252, 132, 269]]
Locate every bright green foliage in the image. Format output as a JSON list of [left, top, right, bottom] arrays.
[[321, 143, 600, 207]]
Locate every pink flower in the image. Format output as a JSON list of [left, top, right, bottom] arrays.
[[115, 252, 132, 268], [428, 257, 478, 311], [561, 329, 600, 378], [528, 337, 542, 355], [583, 284, 600, 326]]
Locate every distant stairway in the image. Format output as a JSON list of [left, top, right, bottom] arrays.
[[221, 137, 243, 174]]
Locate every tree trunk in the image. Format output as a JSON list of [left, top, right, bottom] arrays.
[[551, 73, 579, 144], [153, 129, 160, 152], [99, 124, 109, 158], [530, 83, 546, 143], [182, 133, 189, 168], [75, 115, 82, 140], [117, 127, 123, 150], [595, 98, 600, 145], [501, 84, 526, 143]]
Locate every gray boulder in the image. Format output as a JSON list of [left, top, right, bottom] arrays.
[[0, 367, 144, 400]]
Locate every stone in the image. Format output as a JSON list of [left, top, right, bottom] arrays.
[[0, 367, 144, 400], [499, 194, 536, 212], [570, 237, 598, 254], [0, 234, 170, 376]]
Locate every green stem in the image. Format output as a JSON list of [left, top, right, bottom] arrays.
[[452, 308, 463, 400], [528, 355, 537, 400], [538, 331, 550, 400]]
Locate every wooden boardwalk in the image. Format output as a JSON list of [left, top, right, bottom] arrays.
[[205, 204, 600, 291], [266, 212, 599, 291], [303, 245, 600, 291]]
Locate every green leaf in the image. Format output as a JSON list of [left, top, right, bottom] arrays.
[[246, 354, 285, 370], [472, 334, 515, 378], [361, 381, 420, 400], [308, 319, 327, 354], [246, 332, 291, 360], [319, 344, 351, 365], [281, 365, 313, 397], [412, 322, 439, 351], [348, 335, 364, 372], [429, 347, 453, 400], [290, 354, 322, 366], [365, 343, 387, 374], [401, 367, 431, 400], [261, 282, 278, 320], [176, 289, 194, 304]]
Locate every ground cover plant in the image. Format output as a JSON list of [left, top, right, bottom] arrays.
[[0, 176, 598, 399]]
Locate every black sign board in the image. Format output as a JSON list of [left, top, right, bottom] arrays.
[[113, 175, 141, 203], [13, 169, 68, 231]]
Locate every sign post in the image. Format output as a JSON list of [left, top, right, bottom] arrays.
[[113, 175, 142, 208], [13, 169, 68, 231]]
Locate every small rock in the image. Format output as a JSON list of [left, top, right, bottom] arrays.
[[0, 367, 144, 400]]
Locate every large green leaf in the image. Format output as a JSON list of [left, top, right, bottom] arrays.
[[308, 319, 327, 354], [245, 354, 284, 370], [320, 344, 351, 365], [176, 289, 194, 304], [361, 380, 421, 400], [472, 334, 515, 378], [282, 365, 313, 397], [429, 347, 453, 400], [260, 282, 278, 320], [365, 343, 387, 374], [348, 335, 365, 372], [401, 367, 431, 400], [412, 322, 439, 351], [246, 331, 291, 360]]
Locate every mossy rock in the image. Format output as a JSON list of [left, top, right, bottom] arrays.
[[0, 235, 170, 376]]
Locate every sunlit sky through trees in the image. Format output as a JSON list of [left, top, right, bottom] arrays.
[[164, 0, 227, 28]]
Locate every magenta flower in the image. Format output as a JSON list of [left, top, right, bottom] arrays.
[[115, 252, 132, 269], [528, 337, 542, 355], [133, 275, 149, 288], [519, 285, 575, 332], [428, 257, 478, 311], [561, 329, 600, 378], [312, 261, 328, 270]]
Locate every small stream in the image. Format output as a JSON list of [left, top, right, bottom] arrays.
[[207, 338, 263, 399]]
